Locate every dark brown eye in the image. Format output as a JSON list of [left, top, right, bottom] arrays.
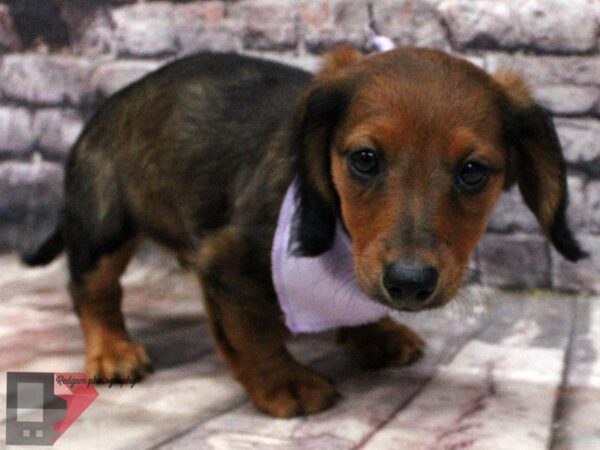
[[456, 161, 489, 193], [348, 148, 379, 178]]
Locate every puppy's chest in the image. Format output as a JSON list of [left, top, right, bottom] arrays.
[[271, 180, 390, 333]]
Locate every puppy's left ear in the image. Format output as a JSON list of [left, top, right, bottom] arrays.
[[495, 72, 588, 262], [290, 45, 363, 256]]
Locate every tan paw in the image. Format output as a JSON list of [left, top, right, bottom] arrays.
[[86, 339, 153, 382], [338, 318, 425, 369], [246, 365, 338, 418]]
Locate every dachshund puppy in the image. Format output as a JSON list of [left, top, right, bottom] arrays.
[[23, 45, 585, 417]]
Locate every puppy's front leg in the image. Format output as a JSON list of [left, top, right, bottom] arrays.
[[196, 228, 337, 418], [337, 317, 425, 370]]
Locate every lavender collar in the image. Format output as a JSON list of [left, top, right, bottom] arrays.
[[271, 180, 390, 334]]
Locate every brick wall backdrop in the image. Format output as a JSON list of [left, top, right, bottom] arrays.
[[0, 0, 599, 292]]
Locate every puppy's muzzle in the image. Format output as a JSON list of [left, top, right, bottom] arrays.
[[383, 259, 438, 310]]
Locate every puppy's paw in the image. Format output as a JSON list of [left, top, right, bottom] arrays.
[[338, 318, 425, 370], [86, 339, 153, 382], [246, 365, 338, 418]]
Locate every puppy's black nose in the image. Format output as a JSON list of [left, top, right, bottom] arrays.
[[383, 260, 438, 307]]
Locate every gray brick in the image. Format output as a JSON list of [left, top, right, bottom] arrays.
[[0, 4, 21, 52], [486, 53, 600, 86], [179, 22, 242, 54], [366, 0, 449, 50], [92, 60, 164, 97], [69, 5, 117, 56], [552, 234, 600, 293], [518, 0, 598, 53], [112, 2, 239, 56], [373, 0, 449, 50], [174, 2, 241, 54], [438, 0, 520, 50], [555, 118, 600, 162], [404, 1, 449, 50], [534, 85, 599, 116], [0, 54, 95, 106], [0, 107, 34, 154], [583, 180, 600, 233], [567, 175, 587, 232], [439, 0, 598, 52], [487, 187, 539, 233], [229, 0, 298, 51], [113, 2, 178, 56], [304, 0, 369, 51], [33, 109, 84, 157], [297, 0, 329, 45], [0, 160, 62, 211], [171, 2, 212, 49], [487, 176, 586, 235], [478, 233, 550, 289], [0, 160, 63, 251]]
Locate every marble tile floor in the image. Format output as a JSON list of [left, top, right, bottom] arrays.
[[0, 253, 597, 450]]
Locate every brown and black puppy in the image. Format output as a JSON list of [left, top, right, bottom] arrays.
[[23, 45, 585, 418]]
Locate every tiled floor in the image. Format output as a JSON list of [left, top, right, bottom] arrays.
[[1, 252, 598, 449]]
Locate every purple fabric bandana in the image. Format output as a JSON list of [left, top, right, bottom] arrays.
[[271, 180, 390, 334]]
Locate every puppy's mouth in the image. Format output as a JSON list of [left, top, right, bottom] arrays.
[[367, 285, 447, 313]]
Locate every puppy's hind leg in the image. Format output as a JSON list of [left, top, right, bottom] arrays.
[[68, 237, 152, 382]]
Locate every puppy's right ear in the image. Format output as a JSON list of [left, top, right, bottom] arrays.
[[290, 45, 362, 256]]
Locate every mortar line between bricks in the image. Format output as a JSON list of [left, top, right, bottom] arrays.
[[0, 95, 99, 111], [433, 9, 454, 52], [568, 163, 600, 180], [452, 44, 600, 58], [548, 296, 579, 450], [553, 112, 600, 120], [0, 151, 69, 164], [353, 300, 501, 450]]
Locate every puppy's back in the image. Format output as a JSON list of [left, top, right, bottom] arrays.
[[64, 53, 312, 250]]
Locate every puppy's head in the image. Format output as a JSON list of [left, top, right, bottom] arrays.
[[291, 45, 586, 312]]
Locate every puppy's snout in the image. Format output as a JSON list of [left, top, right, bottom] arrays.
[[383, 260, 438, 309]]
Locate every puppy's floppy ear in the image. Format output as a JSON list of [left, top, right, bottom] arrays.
[[495, 72, 587, 262], [290, 45, 363, 256]]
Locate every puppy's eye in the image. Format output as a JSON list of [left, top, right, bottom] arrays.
[[348, 148, 379, 178], [456, 161, 489, 193]]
